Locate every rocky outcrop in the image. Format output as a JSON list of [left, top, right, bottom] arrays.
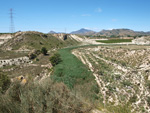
[[0, 34, 12, 46], [52, 33, 69, 40], [0, 56, 31, 67], [132, 36, 150, 45]]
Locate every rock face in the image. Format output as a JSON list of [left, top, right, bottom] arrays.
[[52, 33, 68, 40], [132, 36, 150, 45], [0, 34, 12, 45], [0, 56, 31, 67]]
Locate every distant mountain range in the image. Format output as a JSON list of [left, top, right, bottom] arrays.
[[70, 28, 96, 35], [49, 28, 150, 36], [48, 31, 56, 34], [96, 29, 150, 36]]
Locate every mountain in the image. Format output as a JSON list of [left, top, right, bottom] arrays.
[[70, 28, 96, 35], [48, 31, 56, 34], [49, 28, 150, 37], [96, 29, 150, 36]]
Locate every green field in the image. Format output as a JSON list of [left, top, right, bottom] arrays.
[[52, 46, 99, 101], [96, 39, 132, 43], [52, 47, 95, 88]]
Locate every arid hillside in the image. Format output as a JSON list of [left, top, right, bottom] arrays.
[[72, 45, 150, 112]]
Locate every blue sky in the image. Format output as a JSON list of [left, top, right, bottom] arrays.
[[0, 0, 150, 33]]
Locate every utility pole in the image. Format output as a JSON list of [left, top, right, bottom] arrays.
[[10, 8, 15, 35]]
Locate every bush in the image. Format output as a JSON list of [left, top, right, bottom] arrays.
[[28, 53, 37, 59], [122, 80, 131, 87], [129, 95, 137, 103], [0, 70, 11, 93], [147, 97, 150, 106], [49, 53, 62, 66], [28, 49, 41, 60], [0, 78, 88, 113], [41, 47, 47, 55]]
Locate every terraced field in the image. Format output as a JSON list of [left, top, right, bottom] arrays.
[[72, 45, 150, 113]]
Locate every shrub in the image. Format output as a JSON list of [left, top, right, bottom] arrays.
[[129, 95, 137, 103], [28, 53, 36, 59], [146, 80, 150, 89], [122, 80, 131, 87], [49, 53, 62, 66], [28, 49, 41, 60], [0, 70, 11, 93], [0, 78, 88, 113], [147, 97, 150, 106], [41, 47, 48, 55]]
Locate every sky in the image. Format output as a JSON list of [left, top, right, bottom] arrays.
[[0, 0, 150, 33]]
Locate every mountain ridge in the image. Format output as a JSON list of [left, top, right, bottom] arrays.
[[69, 28, 150, 36], [70, 28, 96, 35]]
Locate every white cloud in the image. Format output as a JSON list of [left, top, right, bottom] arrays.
[[96, 8, 102, 13], [81, 14, 91, 17]]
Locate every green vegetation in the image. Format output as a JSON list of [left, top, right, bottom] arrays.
[[28, 49, 41, 60], [41, 47, 48, 55], [147, 97, 150, 106], [52, 47, 95, 88], [51, 47, 99, 102], [122, 80, 131, 87], [0, 78, 89, 113], [106, 104, 132, 113], [0, 50, 27, 59], [0, 70, 11, 93], [129, 95, 137, 103], [49, 53, 62, 66], [96, 39, 132, 43]]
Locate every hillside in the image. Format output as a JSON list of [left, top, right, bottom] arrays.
[[0, 33, 12, 45], [72, 45, 150, 112], [1, 31, 80, 51]]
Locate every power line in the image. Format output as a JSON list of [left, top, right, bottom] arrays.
[[10, 8, 15, 33]]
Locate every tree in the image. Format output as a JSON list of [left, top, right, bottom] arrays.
[[41, 47, 48, 55], [49, 53, 62, 66]]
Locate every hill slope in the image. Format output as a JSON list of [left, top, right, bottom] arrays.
[[1, 31, 80, 51]]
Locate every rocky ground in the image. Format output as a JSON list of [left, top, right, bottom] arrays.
[[132, 36, 150, 45], [72, 45, 150, 112], [0, 34, 12, 46]]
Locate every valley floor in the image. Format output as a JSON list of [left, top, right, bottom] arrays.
[[1, 32, 150, 113]]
